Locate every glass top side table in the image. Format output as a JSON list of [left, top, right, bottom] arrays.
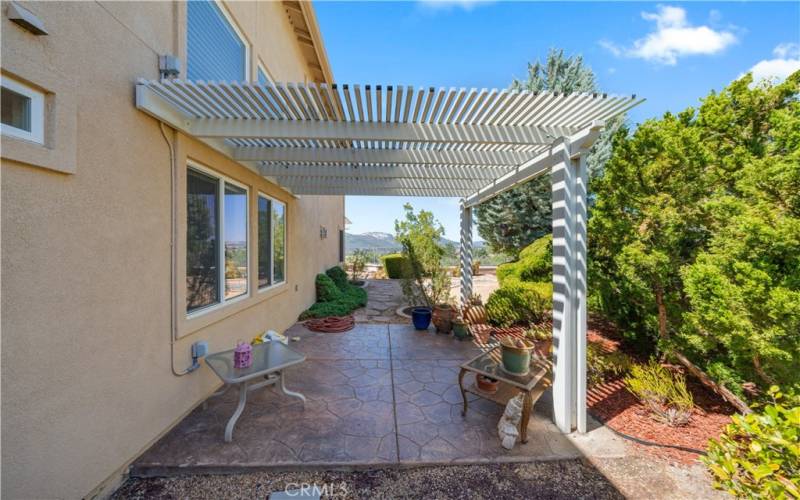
[[458, 346, 552, 444], [205, 341, 307, 442]]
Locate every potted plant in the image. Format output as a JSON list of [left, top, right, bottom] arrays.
[[476, 374, 499, 394], [346, 248, 369, 286], [471, 260, 481, 276], [452, 315, 470, 340], [394, 204, 451, 332], [462, 293, 487, 325], [432, 302, 454, 334], [411, 307, 432, 330], [525, 324, 552, 357], [499, 336, 535, 376]]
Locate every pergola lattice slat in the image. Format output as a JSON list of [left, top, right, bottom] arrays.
[[233, 145, 533, 166], [257, 164, 511, 180]]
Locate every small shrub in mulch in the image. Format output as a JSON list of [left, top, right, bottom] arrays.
[[625, 360, 694, 427], [586, 317, 735, 465], [588, 377, 735, 465]]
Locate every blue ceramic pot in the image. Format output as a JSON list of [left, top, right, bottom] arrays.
[[411, 307, 432, 330]]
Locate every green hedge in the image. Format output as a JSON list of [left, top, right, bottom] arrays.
[[486, 280, 552, 327], [299, 268, 367, 320], [381, 253, 410, 279], [497, 235, 552, 285], [325, 266, 349, 290]]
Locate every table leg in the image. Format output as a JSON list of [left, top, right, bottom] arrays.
[[224, 381, 248, 443], [520, 390, 533, 444], [458, 368, 468, 416], [203, 384, 231, 410], [278, 370, 306, 404]]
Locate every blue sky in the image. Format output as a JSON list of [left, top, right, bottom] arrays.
[[314, 1, 800, 240]]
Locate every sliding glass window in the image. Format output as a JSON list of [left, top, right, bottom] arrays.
[[186, 168, 220, 312], [224, 184, 248, 300], [187, 165, 249, 315], [258, 195, 286, 289], [257, 196, 272, 289], [272, 200, 286, 284]]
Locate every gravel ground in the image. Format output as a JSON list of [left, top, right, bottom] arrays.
[[113, 460, 624, 500]]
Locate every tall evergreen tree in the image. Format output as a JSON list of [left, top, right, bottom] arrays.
[[476, 49, 621, 254]]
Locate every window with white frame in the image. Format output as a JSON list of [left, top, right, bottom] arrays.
[[1, 76, 44, 144], [258, 194, 286, 289], [187, 0, 249, 81], [186, 165, 248, 314]]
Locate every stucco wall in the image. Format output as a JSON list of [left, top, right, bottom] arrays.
[[1, 2, 343, 498]]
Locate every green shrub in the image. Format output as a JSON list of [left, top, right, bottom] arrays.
[[315, 273, 342, 302], [325, 266, 349, 290], [486, 281, 552, 327], [497, 235, 553, 285], [381, 253, 410, 279], [587, 343, 632, 386], [299, 301, 352, 320], [300, 268, 368, 319], [703, 387, 799, 498], [625, 360, 694, 426]]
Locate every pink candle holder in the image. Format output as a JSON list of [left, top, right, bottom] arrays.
[[233, 341, 252, 369]]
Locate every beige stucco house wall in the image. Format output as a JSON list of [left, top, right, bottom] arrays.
[[1, 2, 343, 498]]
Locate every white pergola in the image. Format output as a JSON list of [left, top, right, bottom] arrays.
[[136, 79, 643, 434]]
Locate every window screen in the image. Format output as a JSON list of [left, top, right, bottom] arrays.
[[187, 168, 220, 312], [272, 201, 286, 284], [257, 196, 272, 289], [224, 184, 248, 300]]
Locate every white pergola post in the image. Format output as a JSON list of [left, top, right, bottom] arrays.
[[551, 148, 589, 433], [459, 199, 473, 306]]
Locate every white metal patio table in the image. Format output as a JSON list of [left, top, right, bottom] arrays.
[[205, 341, 306, 442]]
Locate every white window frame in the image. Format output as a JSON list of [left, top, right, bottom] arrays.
[[257, 192, 287, 292], [213, 0, 251, 81], [1, 75, 44, 145], [187, 161, 250, 318]]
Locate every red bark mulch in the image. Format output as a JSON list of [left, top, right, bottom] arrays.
[[586, 317, 736, 466], [588, 378, 735, 465]]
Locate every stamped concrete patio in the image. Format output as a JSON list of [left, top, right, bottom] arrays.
[[131, 321, 627, 477]]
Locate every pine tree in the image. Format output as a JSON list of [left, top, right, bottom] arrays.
[[476, 49, 622, 254]]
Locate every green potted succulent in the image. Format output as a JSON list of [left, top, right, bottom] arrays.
[[452, 314, 470, 340], [499, 336, 535, 376]]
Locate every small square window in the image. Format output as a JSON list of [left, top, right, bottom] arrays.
[[1, 76, 44, 144]]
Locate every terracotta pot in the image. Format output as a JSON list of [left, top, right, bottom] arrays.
[[476, 374, 499, 394], [432, 304, 454, 334], [462, 304, 488, 325]]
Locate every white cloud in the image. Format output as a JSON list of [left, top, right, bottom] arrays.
[[417, 0, 493, 11], [601, 5, 737, 65], [743, 43, 800, 84]]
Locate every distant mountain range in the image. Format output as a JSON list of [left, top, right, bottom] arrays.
[[345, 232, 484, 253]]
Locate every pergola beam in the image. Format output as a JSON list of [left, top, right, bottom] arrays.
[[255, 163, 511, 180], [463, 121, 604, 208], [233, 146, 536, 166]]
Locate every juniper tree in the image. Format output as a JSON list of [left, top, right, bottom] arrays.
[[476, 49, 621, 254]]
